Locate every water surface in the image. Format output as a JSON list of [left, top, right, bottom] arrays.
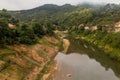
[[54, 38, 120, 80]]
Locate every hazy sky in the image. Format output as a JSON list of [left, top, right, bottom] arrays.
[[0, 0, 120, 10]]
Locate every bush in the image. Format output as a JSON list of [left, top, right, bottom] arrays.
[[32, 23, 45, 38]]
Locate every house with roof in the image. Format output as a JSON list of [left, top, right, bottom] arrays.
[[90, 26, 98, 31], [114, 22, 120, 32]]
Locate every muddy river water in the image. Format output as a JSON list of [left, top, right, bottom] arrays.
[[54, 38, 120, 80]]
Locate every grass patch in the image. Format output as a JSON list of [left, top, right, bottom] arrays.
[[0, 47, 16, 54], [37, 61, 55, 80], [38, 49, 48, 59], [70, 31, 120, 62], [1, 65, 24, 80], [38, 37, 51, 46]]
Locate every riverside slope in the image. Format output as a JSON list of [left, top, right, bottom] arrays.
[[0, 36, 61, 80]]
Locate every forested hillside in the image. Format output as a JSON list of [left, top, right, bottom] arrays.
[[1, 3, 120, 58], [10, 4, 76, 23], [0, 8, 61, 80], [0, 9, 54, 46], [10, 4, 120, 29]]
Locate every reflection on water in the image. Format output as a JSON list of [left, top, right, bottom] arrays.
[[54, 38, 120, 80], [55, 53, 120, 80]]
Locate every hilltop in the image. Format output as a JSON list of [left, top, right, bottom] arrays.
[[9, 3, 120, 31]]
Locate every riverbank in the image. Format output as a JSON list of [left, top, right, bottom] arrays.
[[70, 31, 120, 62], [0, 36, 62, 80], [37, 37, 70, 80], [62, 39, 70, 53]]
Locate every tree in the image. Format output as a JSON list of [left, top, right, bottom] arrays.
[[45, 22, 54, 36], [32, 23, 45, 38], [19, 24, 37, 44]]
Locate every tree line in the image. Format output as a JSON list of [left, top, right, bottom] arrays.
[[0, 9, 54, 46]]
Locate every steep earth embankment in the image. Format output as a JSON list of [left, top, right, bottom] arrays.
[[0, 36, 61, 80]]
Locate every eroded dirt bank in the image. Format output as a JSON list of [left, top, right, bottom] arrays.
[[62, 39, 70, 53], [39, 38, 70, 80], [0, 36, 61, 80]]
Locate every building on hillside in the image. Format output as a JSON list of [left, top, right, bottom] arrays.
[[114, 27, 120, 32], [114, 22, 120, 32], [84, 26, 98, 31], [101, 25, 114, 32], [8, 23, 15, 29], [84, 26, 90, 30], [78, 24, 84, 27], [90, 26, 98, 31], [105, 26, 114, 32]]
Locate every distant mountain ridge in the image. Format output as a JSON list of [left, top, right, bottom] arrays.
[[10, 4, 76, 22], [10, 3, 120, 28]]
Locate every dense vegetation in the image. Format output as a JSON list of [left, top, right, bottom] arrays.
[[10, 4, 76, 23], [0, 9, 54, 46], [0, 3, 120, 60], [10, 4, 120, 29], [69, 27, 120, 61], [57, 4, 120, 30], [0, 8, 60, 80]]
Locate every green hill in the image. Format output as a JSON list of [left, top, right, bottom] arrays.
[[10, 4, 120, 30], [10, 4, 76, 23]]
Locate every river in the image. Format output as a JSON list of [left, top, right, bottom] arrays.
[[54, 37, 120, 80]]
